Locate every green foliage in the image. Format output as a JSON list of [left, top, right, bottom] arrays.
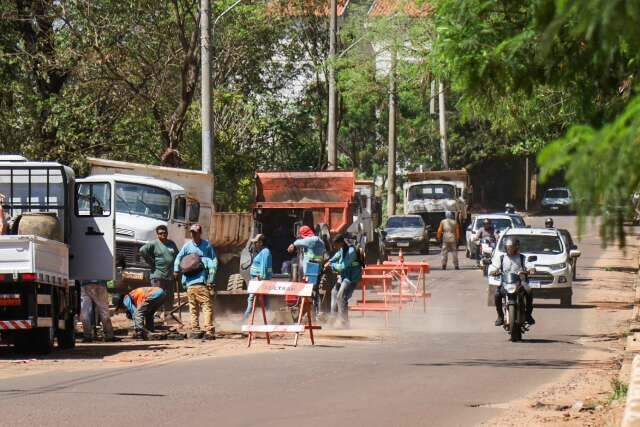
[[609, 378, 628, 403]]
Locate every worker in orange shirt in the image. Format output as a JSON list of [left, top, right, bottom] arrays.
[[437, 211, 460, 270], [115, 287, 166, 340]]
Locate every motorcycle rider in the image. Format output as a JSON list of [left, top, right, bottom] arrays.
[[545, 217, 554, 229], [504, 203, 516, 214], [490, 236, 535, 326], [474, 218, 496, 262]]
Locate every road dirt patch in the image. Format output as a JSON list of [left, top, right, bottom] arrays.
[[483, 239, 638, 426]]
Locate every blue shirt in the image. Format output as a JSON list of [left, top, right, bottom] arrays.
[[174, 239, 218, 287], [123, 288, 165, 318], [250, 247, 273, 280], [330, 246, 362, 283], [293, 236, 325, 273]]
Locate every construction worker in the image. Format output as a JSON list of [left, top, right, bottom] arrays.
[[243, 234, 272, 320], [80, 280, 117, 342], [114, 286, 166, 340], [174, 224, 218, 340], [139, 225, 178, 320], [437, 211, 461, 270], [288, 225, 326, 314], [325, 234, 362, 328]]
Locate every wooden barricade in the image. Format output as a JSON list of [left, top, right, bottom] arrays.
[[241, 280, 320, 347]]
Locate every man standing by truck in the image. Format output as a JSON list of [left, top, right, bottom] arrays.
[[139, 225, 178, 320], [326, 234, 362, 328], [437, 211, 461, 270], [174, 224, 218, 339], [80, 280, 116, 342], [243, 234, 272, 320]]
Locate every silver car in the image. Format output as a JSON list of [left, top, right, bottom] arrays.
[[541, 187, 574, 213]]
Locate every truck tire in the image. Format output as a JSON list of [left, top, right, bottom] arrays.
[[32, 327, 55, 354], [420, 241, 430, 255], [227, 274, 245, 292]]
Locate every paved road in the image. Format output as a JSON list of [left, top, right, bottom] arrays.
[[0, 216, 606, 426]]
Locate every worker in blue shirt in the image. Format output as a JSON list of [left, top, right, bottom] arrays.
[[325, 234, 362, 328], [243, 234, 272, 320], [288, 225, 326, 316], [174, 224, 218, 339]]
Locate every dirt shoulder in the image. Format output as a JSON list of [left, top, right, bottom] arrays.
[[483, 239, 639, 427]]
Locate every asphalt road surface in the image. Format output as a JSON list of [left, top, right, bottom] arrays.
[[0, 216, 607, 426]]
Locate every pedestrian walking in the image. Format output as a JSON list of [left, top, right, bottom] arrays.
[[243, 234, 272, 320], [139, 225, 178, 320], [114, 286, 166, 340], [80, 280, 117, 342], [325, 234, 363, 328], [437, 211, 461, 270], [174, 224, 217, 339]]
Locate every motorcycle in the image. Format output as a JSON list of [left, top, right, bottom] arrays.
[[479, 237, 496, 276], [498, 259, 537, 342]]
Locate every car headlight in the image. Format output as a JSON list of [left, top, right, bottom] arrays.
[[550, 263, 567, 270], [414, 235, 424, 241], [504, 284, 517, 293]]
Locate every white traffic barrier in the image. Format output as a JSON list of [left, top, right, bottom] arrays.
[[623, 355, 640, 427]]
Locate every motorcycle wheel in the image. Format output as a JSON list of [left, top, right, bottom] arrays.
[[508, 305, 521, 342], [482, 264, 488, 277]]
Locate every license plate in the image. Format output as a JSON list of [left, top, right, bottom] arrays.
[[550, 206, 560, 210], [397, 242, 410, 248], [529, 281, 541, 288], [122, 271, 145, 281]]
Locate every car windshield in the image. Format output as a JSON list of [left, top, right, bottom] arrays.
[[499, 235, 564, 254], [408, 184, 455, 201], [386, 217, 424, 228], [545, 189, 569, 198], [115, 182, 171, 220], [474, 218, 512, 230]]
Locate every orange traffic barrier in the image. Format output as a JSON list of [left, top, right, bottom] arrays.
[[242, 280, 320, 347]]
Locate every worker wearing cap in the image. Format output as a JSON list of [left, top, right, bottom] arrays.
[[287, 225, 326, 275], [243, 234, 272, 320], [325, 234, 362, 328], [174, 224, 218, 339], [288, 225, 326, 315], [116, 286, 166, 339]]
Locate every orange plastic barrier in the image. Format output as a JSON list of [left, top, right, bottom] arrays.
[[242, 280, 320, 347]]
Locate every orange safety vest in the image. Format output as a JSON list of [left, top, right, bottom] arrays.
[[129, 287, 162, 307]]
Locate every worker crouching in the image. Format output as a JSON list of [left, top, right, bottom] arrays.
[[114, 287, 166, 340]]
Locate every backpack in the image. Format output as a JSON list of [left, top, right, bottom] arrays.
[[350, 244, 366, 269], [180, 253, 203, 274]]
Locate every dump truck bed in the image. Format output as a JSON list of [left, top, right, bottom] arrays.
[[253, 171, 355, 208], [406, 169, 470, 184]]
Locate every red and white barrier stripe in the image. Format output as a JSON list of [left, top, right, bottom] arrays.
[[0, 320, 32, 330], [242, 324, 305, 333], [248, 280, 314, 297]]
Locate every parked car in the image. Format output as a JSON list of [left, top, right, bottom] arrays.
[[541, 187, 574, 213], [380, 215, 430, 257], [557, 228, 579, 280], [487, 228, 581, 307], [465, 214, 523, 259]]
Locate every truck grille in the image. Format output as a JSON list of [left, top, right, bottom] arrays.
[[116, 242, 149, 269], [529, 272, 555, 285]]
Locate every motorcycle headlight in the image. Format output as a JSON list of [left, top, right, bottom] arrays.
[[504, 284, 517, 293], [550, 263, 567, 270]]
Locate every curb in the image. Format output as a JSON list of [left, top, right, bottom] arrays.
[[622, 261, 640, 426]]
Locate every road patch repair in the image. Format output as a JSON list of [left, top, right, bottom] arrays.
[[482, 232, 638, 426]]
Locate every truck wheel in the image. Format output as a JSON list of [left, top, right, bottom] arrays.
[[227, 274, 245, 292], [57, 316, 76, 350], [32, 327, 55, 354], [560, 291, 572, 307]]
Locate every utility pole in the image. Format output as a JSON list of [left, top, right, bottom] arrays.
[[438, 80, 449, 169], [387, 45, 398, 217], [326, 0, 338, 170], [525, 156, 529, 212], [201, 0, 213, 175]]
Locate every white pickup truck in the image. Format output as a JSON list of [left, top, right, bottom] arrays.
[[0, 159, 118, 353]]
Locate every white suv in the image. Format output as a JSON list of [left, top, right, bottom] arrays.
[[487, 228, 581, 307]]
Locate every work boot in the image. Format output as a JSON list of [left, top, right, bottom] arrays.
[[494, 316, 504, 327], [189, 330, 204, 339], [204, 331, 216, 340], [526, 314, 536, 325]]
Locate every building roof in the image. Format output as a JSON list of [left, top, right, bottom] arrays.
[[268, 0, 350, 17], [368, 0, 431, 17]]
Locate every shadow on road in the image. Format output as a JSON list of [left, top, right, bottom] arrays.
[[0, 343, 174, 361], [533, 303, 596, 309], [410, 358, 608, 370]]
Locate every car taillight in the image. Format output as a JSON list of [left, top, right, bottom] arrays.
[[0, 274, 7, 282], [21, 273, 37, 282]]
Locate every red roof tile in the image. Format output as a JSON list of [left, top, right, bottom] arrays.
[[368, 0, 431, 17]]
